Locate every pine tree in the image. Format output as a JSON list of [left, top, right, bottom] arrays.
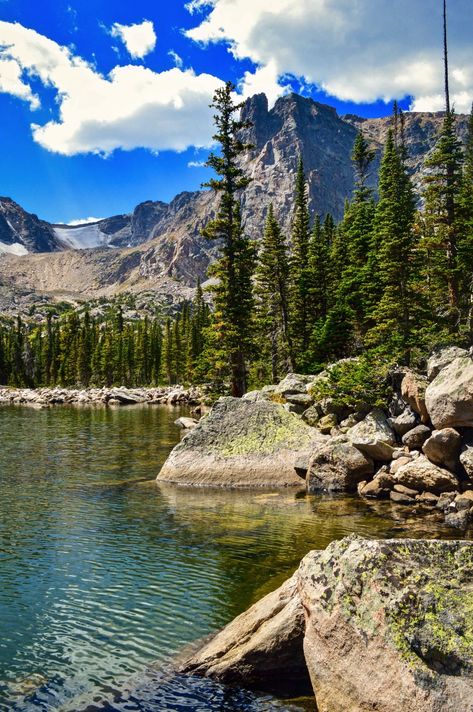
[[254, 204, 292, 382], [201, 81, 255, 396], [335, 132, 376, 344], [459, 106, 473, 336], [365, 130, 416, 361], [289, 157, 311, 367], [422, 110, 464, 331]]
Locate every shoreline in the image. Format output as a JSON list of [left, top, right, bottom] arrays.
[[0, 385, 203, 408]]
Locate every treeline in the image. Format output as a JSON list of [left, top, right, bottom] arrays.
[[0, 284, 210, 388]]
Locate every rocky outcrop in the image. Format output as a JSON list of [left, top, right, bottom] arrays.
[[425, 355, 473, 429], [427, 346, 469, 381], [179, 536, 473, 712], [401, 370, 429, 423], [307, 441, 374, 493], [178, 571, 311, 696], [422, 428, 461, 472], [157, 397, 324, 488]]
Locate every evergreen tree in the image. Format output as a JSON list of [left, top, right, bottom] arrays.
[[422, 109, 464, 331], [365, 130, 416, 361], [289, 158, 311, 367], [459, 106, 473, 336], [335, 132, 376, 345], [201, 81, 255, 396], [254, 205, 292, 382]]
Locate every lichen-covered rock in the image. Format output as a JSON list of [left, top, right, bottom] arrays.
[[427, 345, 469, 381], [317, 413, 338, 434], [302, 404, 322, 427], [401, 370, 429, 423], [347, 408, 396, 461], [402, 424, 431, 451], [422, 428, 461, 472], [425, 355, 473, 429], [460, 436, 473, 478], [300, 536, 473, 712], [179, 536, 473, 711], [307, 441, 374, 493], [157, 397, 323, 487], [178, 571, 311, 696], [393, 454, 459, 494]]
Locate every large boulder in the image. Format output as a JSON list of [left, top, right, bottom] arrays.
[[460, 437, 473, 479], [157, 397, 324, 488], [347, 408, 396, 461], [307, 441, 374, 493], [401, 370, 429, 423], [274, 373, 313, 398], [425, 355, 473, 429], [427, 345, 469, 381], [422, 428, 461, 472], [300, 536, 473, 712], [180, 536, 473, 712], [392, 454, 459, 494], [177, 571, 311, 696]]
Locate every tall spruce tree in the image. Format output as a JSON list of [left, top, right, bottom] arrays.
[[336, 132, 376, 344], [201, 81, 255, 396], [289, 157, 311, 368], [254, 204, 292, 382], [459, 106, 473, 336], [365, 130, 416, 361]]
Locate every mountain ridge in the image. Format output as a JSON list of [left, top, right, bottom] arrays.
[[0, 92, 469, 311]]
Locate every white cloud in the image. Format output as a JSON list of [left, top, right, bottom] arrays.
[[168, 49, 183, 69], [187, 159, 206, 168], [67, 217, 104, 225], [186, 0, 473, 113], [0, 58, 40, 108], [110, 20, 157, 60], [0, 21, 223, 156]]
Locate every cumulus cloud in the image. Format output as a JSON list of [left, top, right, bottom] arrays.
[[0, 21, 223, 156], [67, 217, 104, 225], [187, 159, 206, 167], [186, 0, 473, 112], [110, 20, 157, 60]]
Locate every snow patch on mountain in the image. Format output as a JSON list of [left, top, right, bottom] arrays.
[[53, 224, 110, 250], [0, 240, 28, 256]]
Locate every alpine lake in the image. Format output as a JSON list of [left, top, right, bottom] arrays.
[[0, 403, 464, 711]]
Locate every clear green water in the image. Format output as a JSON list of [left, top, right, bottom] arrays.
[[0, 405, 459, 712]]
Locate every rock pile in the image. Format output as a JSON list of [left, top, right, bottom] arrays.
[[0, 385, 202, 408], [158, 346, 473, 530]]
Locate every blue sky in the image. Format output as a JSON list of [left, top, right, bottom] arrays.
[[0, 0, 471, 223]]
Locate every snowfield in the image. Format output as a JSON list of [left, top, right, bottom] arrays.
[[53, 223, 110, 250], [0, 240, 29, 256]]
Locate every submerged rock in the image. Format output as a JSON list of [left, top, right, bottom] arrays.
[[157, 397, 324, 488]]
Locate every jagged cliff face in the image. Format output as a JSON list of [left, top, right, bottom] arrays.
[[0, 93, 468, 304]]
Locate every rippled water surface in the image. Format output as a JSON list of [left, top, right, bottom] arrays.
[[0, 404, 456, 711]]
